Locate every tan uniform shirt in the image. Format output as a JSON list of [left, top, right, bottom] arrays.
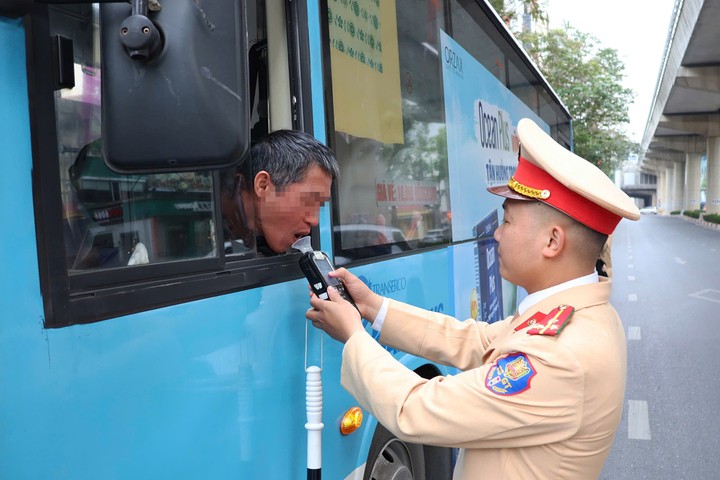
[[341, 277, 626, 480]]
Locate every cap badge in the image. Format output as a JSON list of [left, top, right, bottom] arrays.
[[507, 176, 551, 201]]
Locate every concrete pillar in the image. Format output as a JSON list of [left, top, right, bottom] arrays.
[[673, 161, 685, 211], [708, 137, 720, 215], [685, 153, 702, 212], [651, 192, 657, 207], [658, 170, 667, 212], [665, 167, 674, 214]]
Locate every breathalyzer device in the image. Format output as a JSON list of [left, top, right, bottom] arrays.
[[292, 237, 358, 309]]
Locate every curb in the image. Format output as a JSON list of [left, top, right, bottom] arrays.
[[678, 214, 720, 231]]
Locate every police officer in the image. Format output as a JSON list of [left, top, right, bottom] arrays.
[[306, 118, 640, 480]]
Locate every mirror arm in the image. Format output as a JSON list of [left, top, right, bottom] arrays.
[[117, 0, 162, 61]]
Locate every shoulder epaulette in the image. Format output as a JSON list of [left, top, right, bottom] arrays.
[[514, 311, 545, 331], [526, 304, 575, 336]]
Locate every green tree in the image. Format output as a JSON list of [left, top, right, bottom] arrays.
[[518, 25, 636, 176], [489, 0, 548, 27]]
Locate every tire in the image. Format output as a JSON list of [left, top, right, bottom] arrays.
[[363, 365, 454, 480], [363, 423, 453, 480], [364, 422, 425, 480]]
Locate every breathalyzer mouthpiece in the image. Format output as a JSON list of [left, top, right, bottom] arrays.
[[292, 236, 314, 254]]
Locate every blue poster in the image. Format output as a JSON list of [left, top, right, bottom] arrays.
[[441, 30, 547, 322], [440, 30, 549, 243]]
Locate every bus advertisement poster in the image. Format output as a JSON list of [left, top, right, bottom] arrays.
[[473, 209, 503, 324], [439, 30, 549, 243]]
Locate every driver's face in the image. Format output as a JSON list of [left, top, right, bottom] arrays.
[[255, 165, 332, 253]]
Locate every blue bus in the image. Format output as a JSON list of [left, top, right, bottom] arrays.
[[0, 0, 571, 478]]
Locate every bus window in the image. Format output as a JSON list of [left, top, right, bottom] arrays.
[[450, 0, 508, 86], [50, 6, 220, 271], [327, 0, 453, 265], [48, 3, 272, 271], [29, 0, 310, 327]]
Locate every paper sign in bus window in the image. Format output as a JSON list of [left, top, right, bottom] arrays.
[[328, 0, 403, 144]]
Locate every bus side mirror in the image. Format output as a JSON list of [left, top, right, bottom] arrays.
[[100, 0, 250, 174]]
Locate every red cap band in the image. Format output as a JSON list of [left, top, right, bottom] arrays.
[[512, 157, 621, 235]]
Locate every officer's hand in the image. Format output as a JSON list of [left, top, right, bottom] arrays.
[[328, 268, 383, 323], [306, 286, 365, 344]]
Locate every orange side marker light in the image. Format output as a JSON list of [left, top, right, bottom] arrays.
[[340, 407, 363, 435]]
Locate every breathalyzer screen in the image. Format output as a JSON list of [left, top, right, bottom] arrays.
[[316, 257, 340, 286]]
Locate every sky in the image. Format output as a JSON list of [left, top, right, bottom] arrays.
[[543, 0, 677, 143]]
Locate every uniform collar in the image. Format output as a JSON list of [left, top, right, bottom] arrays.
[[518, 272, 599, 316]]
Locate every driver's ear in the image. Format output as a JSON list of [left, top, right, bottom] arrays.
[[254, 171, 272, 197]]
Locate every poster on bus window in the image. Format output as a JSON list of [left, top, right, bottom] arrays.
[[440, 30, 549, 241], [440, 30, 548, 323], [328, 0, 404, 144]]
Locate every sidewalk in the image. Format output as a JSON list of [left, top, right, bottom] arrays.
[[677, 214, 720, 232]]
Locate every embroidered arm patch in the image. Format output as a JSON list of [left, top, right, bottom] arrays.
[[485, 352, 536, 396]]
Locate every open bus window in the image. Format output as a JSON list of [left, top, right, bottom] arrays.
[[327, 0, 452, 265], [32, 0, 318, 326], [49, 6, 221, 272], [62, 139, 218, 272], [48, 3, 272, 272]]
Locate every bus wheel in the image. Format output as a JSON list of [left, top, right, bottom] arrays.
[[364, 423, 424, 480], [364, 423, 455, 480]]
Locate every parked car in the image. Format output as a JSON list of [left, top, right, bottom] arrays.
[[420, 227, 452, 247], [639, 206, 658, 215], [333, 224, 413, 265]]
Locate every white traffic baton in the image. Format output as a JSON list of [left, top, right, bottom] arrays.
[[305, 317, 323, 480]]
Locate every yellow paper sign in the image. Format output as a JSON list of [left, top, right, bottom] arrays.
[[328, 0, 404, 144]]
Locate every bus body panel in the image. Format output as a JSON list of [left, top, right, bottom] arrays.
[[0, 2, 574, 477]]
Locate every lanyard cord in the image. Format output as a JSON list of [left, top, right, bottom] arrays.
[[304, 316, 323, 372]]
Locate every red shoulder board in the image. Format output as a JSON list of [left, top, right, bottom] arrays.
[[514, 311, 546, 331], [526, 305, 575, 336]]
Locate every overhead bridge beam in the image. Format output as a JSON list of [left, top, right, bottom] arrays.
[[675, 66, 720, 94], [650, 135, 706, 154], [641, 158, 677, 171], [644, 148, 687, 162], [658, 114, 720, 136]]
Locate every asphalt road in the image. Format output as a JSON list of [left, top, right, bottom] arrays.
[[600, 214, 720, 479]]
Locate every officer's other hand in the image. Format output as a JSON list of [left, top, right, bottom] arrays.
[[306, 286, 365, 344], [327, 268, 383, 322]]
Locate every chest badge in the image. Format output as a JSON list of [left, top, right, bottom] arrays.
[[526, 304, 575, 336]]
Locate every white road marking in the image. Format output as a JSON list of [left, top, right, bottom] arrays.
[[674, 257, 687, 265], [628, 400, 652, 440], [628, 276, 636, 281], [628, 327, 641, 340], [343, 463, 366, 480], [689, 289, 720, 304], [628, 294, 637, 301], [629, 255, 633, 260], [628, 264, 634, 269], [712, 249, 717, 252]]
